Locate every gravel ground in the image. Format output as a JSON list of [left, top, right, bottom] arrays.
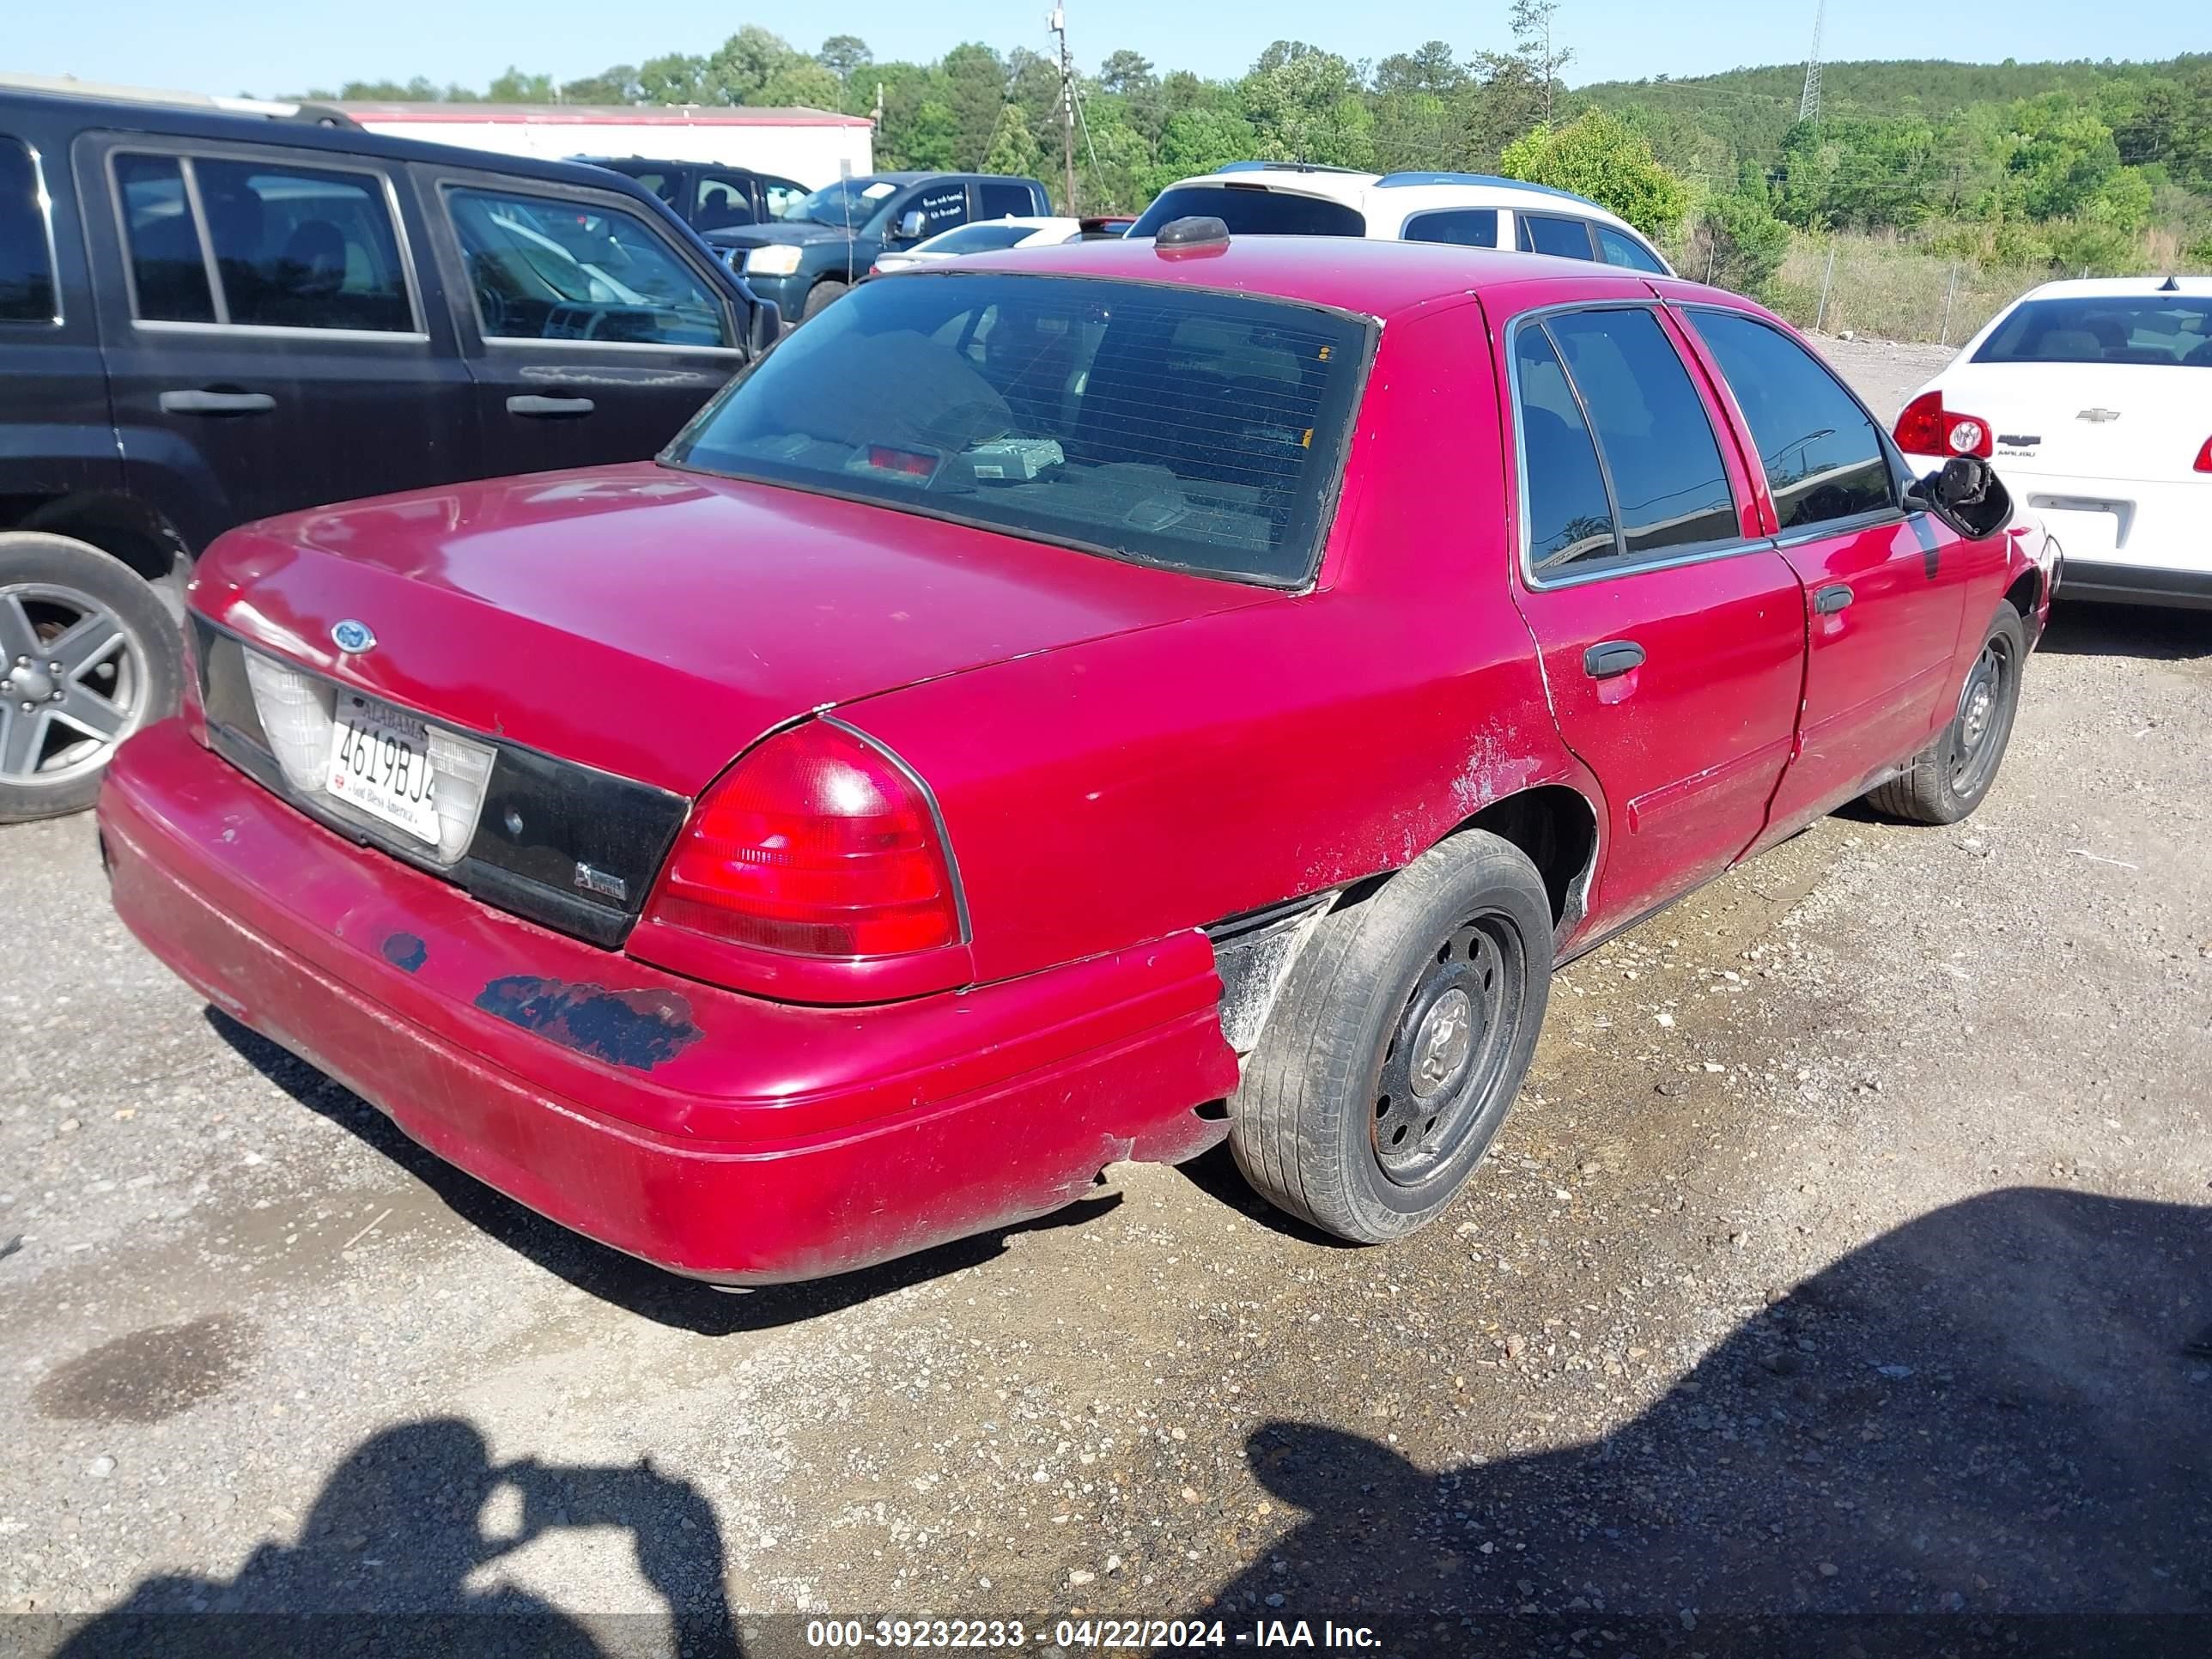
[[2, 349, 2208, 1657]]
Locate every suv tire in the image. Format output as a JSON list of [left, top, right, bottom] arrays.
[[0, 532, 183, 823]]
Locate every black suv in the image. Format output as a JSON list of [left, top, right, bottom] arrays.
[[706, 172, 1050, 322], [579, 156, 811, 235], [0, 84, 777, 820]]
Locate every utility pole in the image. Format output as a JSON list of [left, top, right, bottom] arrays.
[[1798, 0, 1825, 124], [1049, 3, 1078, 214]]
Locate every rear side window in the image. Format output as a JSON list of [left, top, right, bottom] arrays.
[[193, 159, 411, 331], [913, 184, 969, 234], [114, 152, 413, 331], [1513, 325, 1619, 572], [0, 137, 57, 323], [1541, 307, 1738, 562], [670, 272, 1370, 585], [1127, 185, 1364, 240], [1401, 209, 1498, 248], [1687, 309, 1894, 531], [975, 181, 1037, 220], [1972, 295, 2212, 367], [1595, 224, 1666, 273], [692, 173, 757, 233], [447, 187, 729, 348], [116, 154, 214, 323], [1517, 214, 1595, 260]]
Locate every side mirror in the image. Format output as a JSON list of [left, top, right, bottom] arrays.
[[895, 210, 928, 243], [1908, 455, 2013, 541], [744, 298, 783, 356]]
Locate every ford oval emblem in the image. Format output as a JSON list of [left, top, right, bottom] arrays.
[[331, 619, 375, 653]]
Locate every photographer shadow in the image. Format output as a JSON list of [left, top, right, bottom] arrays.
[[53, 1418, 740, 1659], [1205, 1187, 2211, 1638]]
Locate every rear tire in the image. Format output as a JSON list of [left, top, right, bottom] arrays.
[[1865, 599, 2025, 826], [0, 532, 182, 823], [800, 279, 849, 321], [1230, 831, 1553, 1243]]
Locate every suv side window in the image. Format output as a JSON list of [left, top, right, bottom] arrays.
[[116, 155, 215, 322], [1595, 224, 1667, 274], [692, 173, 757, 233], [1517, 214, 1596, 260], [113, 151, 415, 332], [975, 180, 1036, 220], [1686, 308, 1893, 532], [1401, 208, 1498, 248], [0, 137, 58, 323], [1540, 307, 1738, 564], [446, 186, 730, 349]]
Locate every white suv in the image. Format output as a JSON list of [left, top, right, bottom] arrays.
[[1125, 163, 1674, 274]]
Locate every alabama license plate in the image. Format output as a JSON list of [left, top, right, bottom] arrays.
[[326, 693, 441, 846]]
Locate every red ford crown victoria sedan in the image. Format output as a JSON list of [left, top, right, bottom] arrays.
[[100, 225, 2055, 1283]]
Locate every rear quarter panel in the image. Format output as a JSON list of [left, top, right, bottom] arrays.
[[847, 299, 1602, 984]]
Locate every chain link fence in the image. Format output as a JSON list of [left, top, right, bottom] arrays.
[[1757, 237, 2079, 349]]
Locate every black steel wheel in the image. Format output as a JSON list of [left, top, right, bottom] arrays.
[[1866, 599, 2027, 826], [1231, 830, 1553, 1243]]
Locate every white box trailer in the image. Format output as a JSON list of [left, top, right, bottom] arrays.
[[337, 103, 874, 189]]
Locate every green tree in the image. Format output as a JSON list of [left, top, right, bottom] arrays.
[[1687, 192, 1791, 295], [636, 53, 710, 105], [982, 105, 1046, 181], [941, 43, 1012, 168], [1241, 43, 1375, 170], [1509, 0, 1574, 125], [560, 66, 641, 105], [1097, 51, 1157, 98], [817, 35, 872, 84], [1500, 109, 1688, 235], [485, 67, 554, 104]]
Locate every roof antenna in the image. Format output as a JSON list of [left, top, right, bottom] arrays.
[[2159, 274, 2181, 292]]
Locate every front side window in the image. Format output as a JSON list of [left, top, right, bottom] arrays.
[[1596, 224, 1666, 273], [115, 151, 412, 331], [1687, 309, 1893, 531], [447, 187, 728, 348], [1972, 295, 2212, 367], [669, 271, 1370, 584], [975, 181, 1037, 220], [1127, 185, 1365, 240], [1517, 214, 1595, 260], [1401, 208, 1498, 248], [1544, 307, 1738, 559]]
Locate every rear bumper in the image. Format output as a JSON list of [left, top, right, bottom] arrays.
[[2057, 562, 2212, 611], [100, 721, 1238, 1283]]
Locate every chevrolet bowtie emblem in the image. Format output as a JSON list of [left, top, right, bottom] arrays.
[[2076, 408, 2121, 422]]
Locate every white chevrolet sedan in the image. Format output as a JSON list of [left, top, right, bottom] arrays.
[[1893, 276, 2212, 610], [868, 216, 1085, 276]]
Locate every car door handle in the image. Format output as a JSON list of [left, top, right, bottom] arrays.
[[158, 390, 275, 415], [1814, 582, 1856, 615], [1583, 640, 1646, 679], [506, 395, 596, 417]]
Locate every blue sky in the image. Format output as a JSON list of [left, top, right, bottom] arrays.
[[15, 0, 2205, 100]]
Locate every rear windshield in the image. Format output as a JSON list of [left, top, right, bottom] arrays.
[[1127, 185, 1365, 240], [668, 271, 1370, 585], [916, 223, 1042, 255], [1973, 295, 2212, 367]]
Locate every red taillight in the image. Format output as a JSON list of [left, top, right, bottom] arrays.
[[2194, 435, 2212, 473], [1893, 390, 1992, 459], [646, 720, 961, 959]]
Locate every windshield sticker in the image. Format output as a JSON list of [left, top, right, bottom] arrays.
[[861, 182, 897, 199]]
